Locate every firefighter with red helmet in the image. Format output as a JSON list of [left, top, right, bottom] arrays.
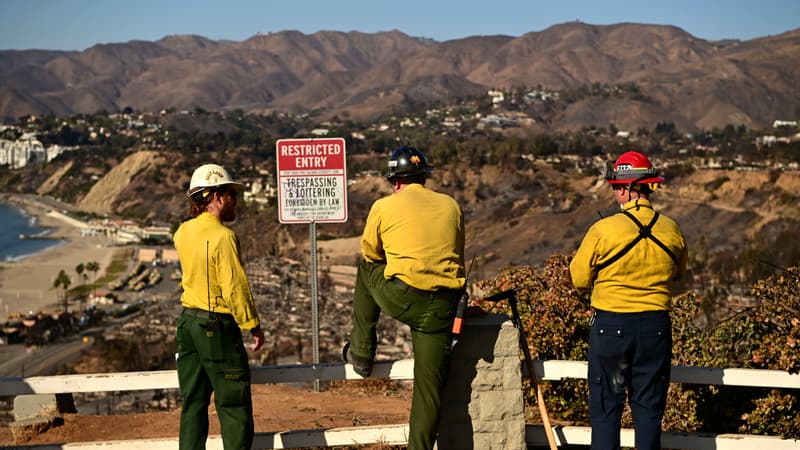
[[345, 146, 465, 450], [570, 151, 688, 450]]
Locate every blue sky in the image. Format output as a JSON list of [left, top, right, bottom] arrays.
[[1, 0, 797, 51]]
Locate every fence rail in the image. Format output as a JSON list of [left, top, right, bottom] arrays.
[[2, 359, 800, 449], [3, 359, 799, 397]]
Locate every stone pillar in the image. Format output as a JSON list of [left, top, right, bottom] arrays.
[[10, 393, 76, 443], [438, 313, 525, 450]]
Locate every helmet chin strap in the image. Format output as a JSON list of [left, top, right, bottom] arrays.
[[627, 175, 654, 203]]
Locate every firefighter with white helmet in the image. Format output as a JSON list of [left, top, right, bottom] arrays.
[[174, 163, 264, 450], [187, 163, 244, 197], [345, 145, 465, 450], [570, 151, 688, 450]]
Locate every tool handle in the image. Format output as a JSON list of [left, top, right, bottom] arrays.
[[484, 288, 515, 302], [451, 292, 469, 334]]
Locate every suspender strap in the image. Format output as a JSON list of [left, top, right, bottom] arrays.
[[595, 210, 678, 273], [621, 210, 680, 266]]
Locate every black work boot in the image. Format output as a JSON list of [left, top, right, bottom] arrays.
[[342, 341, 373, 377]]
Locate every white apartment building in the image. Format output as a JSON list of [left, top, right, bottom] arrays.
[[0, 137, 74, 169]]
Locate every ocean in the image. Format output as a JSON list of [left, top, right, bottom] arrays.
[[0, 202, 66, 262]]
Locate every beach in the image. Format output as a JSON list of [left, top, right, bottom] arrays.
[[0, 195, 117, 323]]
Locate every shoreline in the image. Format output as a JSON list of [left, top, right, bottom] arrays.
[[0, 194, 117, 323], [4, 239, 68, 263], [1, 203, 67, 262]]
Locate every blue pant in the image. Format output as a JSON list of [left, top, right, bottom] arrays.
[[588, 309, 671, 450]]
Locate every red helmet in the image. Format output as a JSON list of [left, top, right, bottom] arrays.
[[605, 151, 664, 185]]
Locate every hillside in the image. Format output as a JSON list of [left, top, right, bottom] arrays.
[[4, 138, 799, 284], [1, 23, 799, 131]]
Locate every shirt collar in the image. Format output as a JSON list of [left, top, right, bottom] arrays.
[[199, 211, 222, 223], [620, 198, 653, 211], [402, 183, 426, 192]]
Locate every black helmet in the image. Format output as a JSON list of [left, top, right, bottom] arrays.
[[384, 146, 434, 179]]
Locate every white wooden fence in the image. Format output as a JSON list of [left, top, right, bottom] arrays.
[[2, 360, 800, 449]]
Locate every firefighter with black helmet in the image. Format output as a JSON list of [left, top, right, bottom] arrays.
[[174, 164, 265, 450], [570, 151, 688, 450], [383, 145, 435, 178], [344, 146, 466, 450]]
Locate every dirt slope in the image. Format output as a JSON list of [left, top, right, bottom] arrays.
[[36, 160, 74, 196], [77, 150, 166, 215]]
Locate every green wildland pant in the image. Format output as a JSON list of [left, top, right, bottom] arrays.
[[177, 308, 253, 450], [350, 260, 460, 450]]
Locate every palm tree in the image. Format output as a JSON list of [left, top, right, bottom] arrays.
[[53, 270, 71, 314], [86, 261, 100, 298], [75, 263, 85, 282], [76, 263, 86, 311], [86, 261, 100, 279]]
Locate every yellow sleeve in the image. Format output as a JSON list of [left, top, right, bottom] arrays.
[[570, 226, 600, 293], [360, 201, 385, 263], [217, 232, 260, 331]]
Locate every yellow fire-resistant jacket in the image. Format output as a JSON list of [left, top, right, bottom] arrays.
[[570, 199, 688, 312], [174, 212, 260, 331], [361, 183, 466, 291]]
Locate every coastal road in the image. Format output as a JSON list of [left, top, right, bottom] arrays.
[[0, 335, 90, 377]]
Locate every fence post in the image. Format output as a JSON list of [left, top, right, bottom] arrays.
[[10, 393, 76, 442]]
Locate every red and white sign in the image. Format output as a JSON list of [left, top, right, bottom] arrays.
[[276, 137, 348, 223]]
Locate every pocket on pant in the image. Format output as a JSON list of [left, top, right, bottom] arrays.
[[436, 298, 456, 320], [177, 315, 188, 330], [222, 367, 250, 382], [200, 321, 226, 361], [208, 335, 225, 361], [426, 301, 456, 332], [214, 369, 251, 406], [384, 282, 415, 318], [640, 312, 670, 336], [588, 374, 606, 414], [176, 316, 193, 357], [596, 326, 624, 339], [641, 322, 671, 359], [591, 326, 628, 395]]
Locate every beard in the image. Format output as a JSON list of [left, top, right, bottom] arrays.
[[221, 203, 237, 222]]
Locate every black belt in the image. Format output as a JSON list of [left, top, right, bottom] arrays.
[[391, 278, 459, 298], [592, 308, 669, 319], [182, 308, 232, 320]]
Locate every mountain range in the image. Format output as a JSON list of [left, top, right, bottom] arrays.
[[1, 22, 799, 131]]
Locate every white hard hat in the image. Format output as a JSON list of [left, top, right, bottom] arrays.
[[187, 164, 244, 197]]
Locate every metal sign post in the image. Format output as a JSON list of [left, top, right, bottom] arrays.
[[309, 220, 320, 391], [276, 138, 348, 391]]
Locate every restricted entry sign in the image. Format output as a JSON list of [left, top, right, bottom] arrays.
[[276, 137, 348, 223]]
